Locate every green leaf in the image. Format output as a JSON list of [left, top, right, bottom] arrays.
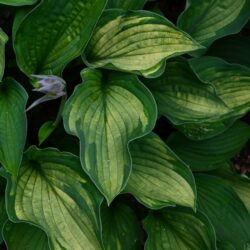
[[143, 57, 229, 125], [125, 133, 196, 209], [0, 29, 8, 82], [189, 56, 250, 118], [101, 202, 141, 250], [178, 0, 250, 48], [210, 162, 250, 213], [5, 147, 103, 250], [3, 221, 49, 250], [0, 0, 37, 6], [14, 0, 107, 76], [63, 68, 157, 203], [0, 78, 28, 179], [38, 121, 56, 145], [106, 0, 147, 10], [196, 174, 250, 249], [84, 10, 203, 78], [217, 241, 235, 250], [167, 121, 250, 171], [144, 207, 216, 250], [206, 35, 250, 68]]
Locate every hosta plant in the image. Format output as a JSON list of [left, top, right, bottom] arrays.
[[0, 0, 250, 249]]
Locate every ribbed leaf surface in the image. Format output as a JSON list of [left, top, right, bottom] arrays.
[[106, 0, 147, 10], [168, 121, 250, 171], [126, 133, 196, 209], [0, 78, 27, 178], [3, 221, 49, 250], [63, 69, 157, 203], [5, 147, 103, 250], [178, 0, 250, 47], [14, 0, 107, 75], [196, 174, 250, 249], [0, 29, 8, 82], [144, 208, 216, 250], [101, 202, 141, 250], [84, 10, 202, 77]]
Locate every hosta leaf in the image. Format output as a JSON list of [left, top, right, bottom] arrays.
[[211, 163, 250, 212], [167, 121, 250, 171], [84, 10, 202, 78], [0, 29, 8, 82], [106, 0, 147, 10], [101, 202, 141, 250], [4, 147, 103, 250], [207, 35, 250, 68], [0, 0, 37, 6], [178, 0, 250, 48], [3, 221, 49, 250], [144, 207, 216, 250], [125, 133, 196, 209], [14, 0, 107, 76], [38, 121, 56, 145], [0, 177, 7, 244], [0, 78, 27, 179], [63, 69, 157, 203], [143, 57, 229, 125], [217, 241, 235, 250], [190, 56, 250, 118], [196, 174, 250, 249]]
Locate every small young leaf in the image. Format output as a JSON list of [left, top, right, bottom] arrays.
[[125, 133, 196, 210], [190, 56, 250, 118], [38, 121, 56, 145], [196, 174, 250, 249], [84, 10, 202, 78], [168, 121, 250, 171], [63, 69, 157, 203], [14, 0, 107, 76], [0, 78, 28, 179], [144, 207, 216, 250], [178, 0, 250, 48], [0, 29, 8, 82], [101, 202, 141, 250], [106, 0, 147, 10], [3, 221, 49, 250], [5, 147, 103, 250]]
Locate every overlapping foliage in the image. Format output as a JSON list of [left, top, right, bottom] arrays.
[[0, 0, 250, 249]]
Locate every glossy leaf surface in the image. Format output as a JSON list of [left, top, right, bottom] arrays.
[[84, 10, 202, 77], [168, 121, 250, 171], [63, 68, 157, 203], [144, 207, 216, 250], [14, 0, 107, 76], [5, 147, 103, 250], [126, 133, 196, 209]]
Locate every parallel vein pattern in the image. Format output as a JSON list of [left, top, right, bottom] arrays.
[[14, 0, 106, 75], [84, 10, 202, 77], [178, 0, 250, 47], [6, 147, 103, 250], [63, 69, 157, 203], [126, 133, 196, 209]]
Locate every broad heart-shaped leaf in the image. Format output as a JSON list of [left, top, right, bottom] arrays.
[[210, 162, 250, 213], [125, 133, 196, 209], [63, 68, 157, 204], [0, 29, 8, 82], [106, 0, 147, 10], [190, 56, 250, 119], [83, 10, 202, 78], [143, 57, 229, 125], [0, 78, 27, 179], [4, 147, 103, 250], [177, 0, 250, 48], [144, 207, 216, 250], [14, 0, 107, 76], [196, 174, 250, 249], [167, 121, 250, 171], [3, 221, 49, 250], [0, 0, 37, 6], [206, 35, 250, 68], [101, 202, 141, 250]]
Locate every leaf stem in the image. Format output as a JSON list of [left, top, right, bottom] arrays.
[[53, 94, 67, 127]]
